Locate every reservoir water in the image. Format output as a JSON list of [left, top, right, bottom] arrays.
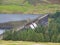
[[0, 14, 40, 34]]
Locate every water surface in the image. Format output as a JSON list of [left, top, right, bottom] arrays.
[[0, 14, 41, 34], [0, 14, 40, 23]]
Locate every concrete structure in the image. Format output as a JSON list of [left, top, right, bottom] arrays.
[[24, 14, 49, 30], [15, 14, 49, 31]]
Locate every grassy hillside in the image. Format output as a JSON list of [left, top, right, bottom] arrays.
[[0, 0, 60, 14], [1, 0, 24, 5], [0, 40, 60, 45], [0, 4, 60, 14], [1, 0, 60, 5]]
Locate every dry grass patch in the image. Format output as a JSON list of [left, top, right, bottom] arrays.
[[0, 40, 60, 45]]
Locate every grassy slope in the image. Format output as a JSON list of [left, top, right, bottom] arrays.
[[0, 40, 60, 45], [0, 4, 60, 14], [0, 0, 60, 14]]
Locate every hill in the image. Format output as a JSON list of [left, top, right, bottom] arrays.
[[1, 0, 60, 5], [0, 0, 60, 14]]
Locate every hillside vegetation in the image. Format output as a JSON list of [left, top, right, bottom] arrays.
[[0, 4, 60, 14], [0, 0, 60, 14], [0, 40, 60, 45], [1, 0, 60, 5]]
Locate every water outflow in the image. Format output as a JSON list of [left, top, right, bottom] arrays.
[[0, 29, 5, 34]]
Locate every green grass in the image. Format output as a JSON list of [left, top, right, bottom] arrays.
[[0, 4, 60, 14], [0, 40, 60, 45], [0, 5, 29, 14]]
